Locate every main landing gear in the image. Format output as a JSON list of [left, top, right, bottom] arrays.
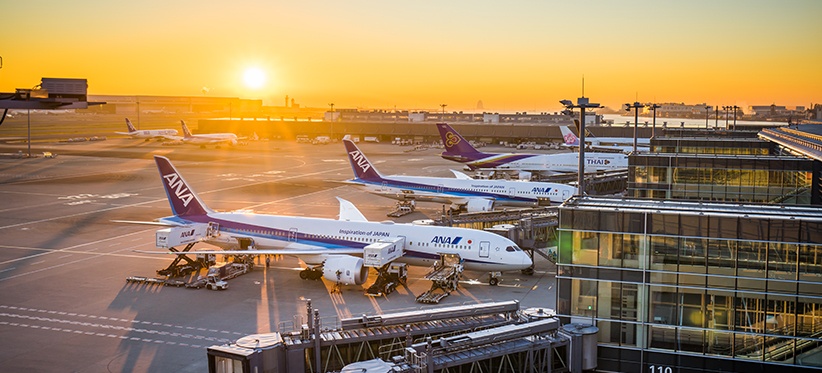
[[299, 267, 323, 280], [488, 271, 502, 286]]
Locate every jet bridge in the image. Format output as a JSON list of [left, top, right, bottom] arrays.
[[206, 300, 597, 373]]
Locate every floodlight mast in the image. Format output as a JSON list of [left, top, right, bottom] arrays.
[[561, 97, 601, 197], [624, 102, 644, 153]]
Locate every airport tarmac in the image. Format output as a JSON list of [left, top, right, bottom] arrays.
[[0, 137, 558, 372]]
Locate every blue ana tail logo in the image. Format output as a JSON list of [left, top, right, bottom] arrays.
[[348, 150, 371, 175], [163, 172, 194, 207]]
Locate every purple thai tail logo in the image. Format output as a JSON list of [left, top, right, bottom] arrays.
[[444, 131, 461, 148]]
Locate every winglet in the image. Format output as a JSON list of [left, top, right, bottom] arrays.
[[343, 139, 383, 182], [436, 123, 493, 163], [125, 118, 137, 132], [154, 156, 212, 217], [336, 197, 368, 222]]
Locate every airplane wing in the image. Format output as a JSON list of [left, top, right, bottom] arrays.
[[111, 219, 177, 226], [134, 248, 364, 256], [159, 135, 184, 141], [449, 170, 474, 180]]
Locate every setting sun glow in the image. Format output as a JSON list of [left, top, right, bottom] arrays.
[[1, 1, 820, 111], [243, 68, 266, 90]]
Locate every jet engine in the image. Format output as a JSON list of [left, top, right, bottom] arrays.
[[464, 198, 495, 213], [322, 255, 369, 285]]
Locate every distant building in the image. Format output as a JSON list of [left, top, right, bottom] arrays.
[[748, 104, 807, 121], [646, 102, 709, 118]]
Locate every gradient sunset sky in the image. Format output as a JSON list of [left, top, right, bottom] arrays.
[[2, 0, 820, 112]]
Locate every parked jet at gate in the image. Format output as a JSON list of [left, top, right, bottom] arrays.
[[559, 125, 649, 153], [436, 123, 628, 176], [179, 120, 240, 146], [115, 118, 178, 139], [342, 139, 576, 212], [137, 156, 532, 286]]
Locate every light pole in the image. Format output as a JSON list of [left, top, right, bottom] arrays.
[[561, 97, 601, 197], [440, 104, 447, 122], [647, 103, 660, 138], [624, 102, 643, 153], [732, 105, 739, 130], [723, 106, 730, 128], [705, 105, 712, 129]]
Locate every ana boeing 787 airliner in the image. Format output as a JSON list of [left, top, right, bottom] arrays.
[[137, 156, 532, 286]]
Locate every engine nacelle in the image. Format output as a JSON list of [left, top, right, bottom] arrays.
[[464, 198, 495, 213], [322, 255, 368, 285]]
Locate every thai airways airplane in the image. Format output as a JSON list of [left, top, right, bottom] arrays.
[[342, 138, 577, 212], [115, 118, 178, 139], [179, 120, 240, 146], [559, 125, 649, 153], [138, 156, 532, 286], [436, 123, 628, 176]]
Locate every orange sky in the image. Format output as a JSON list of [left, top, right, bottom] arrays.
[[2, 1, 820, 112]]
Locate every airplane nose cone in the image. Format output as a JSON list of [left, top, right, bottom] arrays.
[[522, 252, 533, 268]]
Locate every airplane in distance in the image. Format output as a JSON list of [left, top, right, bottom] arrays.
[[436, 123, 628, 178], [115, 118, 178, 139], [342, 138, 577, 212], [559, 125, 650, 153], [136, 156, 532, 286], [178, 120, 240, 146]]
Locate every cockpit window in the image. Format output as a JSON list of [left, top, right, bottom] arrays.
[[506, 246, 521, 252]]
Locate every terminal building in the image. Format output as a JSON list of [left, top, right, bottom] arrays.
[[555, 197, 822, 373], [555, 125, 822, 372]]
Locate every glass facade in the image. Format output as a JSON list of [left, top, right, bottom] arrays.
[[628, 154, 820, 205], [557, 197, 822, 372], [652, 137, 773, 155]]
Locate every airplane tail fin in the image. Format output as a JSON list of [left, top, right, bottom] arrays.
[[436, 123, 493, 162], [559, 126, 580, 146], [154, 156, 213, 217], [343, 139, 383, 182], [180, 120, 193, 138], [125, 118, 138, 132]]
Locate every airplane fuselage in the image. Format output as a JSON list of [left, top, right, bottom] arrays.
[[352, 174, 575, 207], [166, 212, 531, 272], [117, 129, 178, 139], [465, 152, 627, 173]]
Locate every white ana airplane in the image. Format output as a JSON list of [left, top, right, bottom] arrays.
[[436, 123, 628, 177], [559, 125, 650, 153], [115, 118, 178, 139], [178, 120, 240, 146], [136, 156, 532, 286], [342, 138, 577, 212]]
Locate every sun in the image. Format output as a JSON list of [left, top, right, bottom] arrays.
[[243, 67, 266, 89]]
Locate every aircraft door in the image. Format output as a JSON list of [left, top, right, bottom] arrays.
[[480, 241, 490, 258], [288, 228, 298, 242], [508, 187, 516, 197], [563, 189, 571, 199], [437, 184, 444, 193]]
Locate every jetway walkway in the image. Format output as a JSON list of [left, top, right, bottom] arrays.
[[206, 301, 596, 373]]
